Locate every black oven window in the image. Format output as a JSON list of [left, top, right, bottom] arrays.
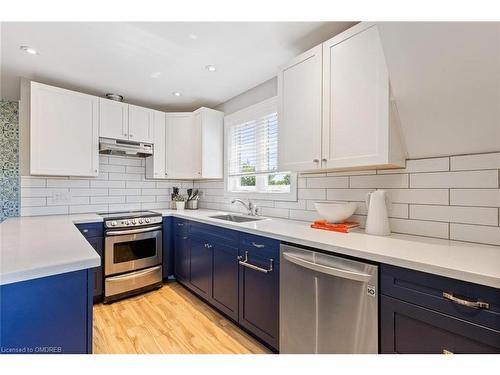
[[113, 238, 157, 263]]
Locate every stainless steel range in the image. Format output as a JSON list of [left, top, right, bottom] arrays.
[[101, 211, 163, 303]]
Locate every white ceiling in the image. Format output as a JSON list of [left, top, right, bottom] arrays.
[[0, 21, 355, 111], [378, 22, 500, 158]]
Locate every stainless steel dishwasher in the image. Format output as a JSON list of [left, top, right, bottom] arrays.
[[280, 244, 378, 353]]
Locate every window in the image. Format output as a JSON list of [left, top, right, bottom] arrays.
[[225, 97, 297, 201]]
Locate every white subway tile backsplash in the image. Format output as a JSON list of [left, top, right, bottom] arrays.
[[90, 180, 125, 188], [386, 189, 449, 205], [126, 181, 156, 189], [47, 196, 89, 206], [126, 195, 156, 203], [289, 209, 321, 222], [410, 205, 498, 226], [108, 172, 143, 181], [108, 188, 141, 196], [350, 174, 408, 188], [21, 206, 69, 216], [275, 200, 307, 210], [20, 197, 46, 207], [90, 196, 126, 204], [70, 188, 108, 197], [107, 156, 142, 166], [306, 176, 349, 189], [21, 188, 68, 198], [69, 204, 108, 214], [326, 189, 374, 202], [451, 153, 500, 171], [108, 203, 142, 212], [141, 188, 171, 196], [20, 177, 46, 188], [390, 218, 449, 239], [99, 164, 126, 173], [125, 166, 145, 174], [298, 188, 326, 200], [450, 224, 500, 246], [260, 207, 289, 219], [450, 189, 500, 207], [410, 170, 498, 188]]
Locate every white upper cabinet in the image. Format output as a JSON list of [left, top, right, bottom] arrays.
[[148, 108, 223, 180], [165, 113, 201, 179], [99, 98, 128, 141], [278, 23, 405, 173], [197, 108, 224, 179], [128, 104, 154, 143], [278, 44, 323, 172], [145, 110, 166, 179], [322, 24, 404, 169], [30, 82, 99, 177]]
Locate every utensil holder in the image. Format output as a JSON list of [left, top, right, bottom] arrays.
[[186, 200, 198, 210]]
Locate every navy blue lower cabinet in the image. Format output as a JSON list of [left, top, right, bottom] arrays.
[[76, 223, 103, 303], [211, 243, 239, 321], [0, 269, 94, 354], [381, 295, 500, 354], [162, 217, 173, 280], [238, 235, 280, 351], [174, 233, 190, 283], [189, 236, 213, 299]]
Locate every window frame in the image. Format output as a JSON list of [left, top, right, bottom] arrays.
[[223, 96, 297, 202]]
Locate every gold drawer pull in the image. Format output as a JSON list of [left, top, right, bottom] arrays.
[[442, 292, 490, 309]]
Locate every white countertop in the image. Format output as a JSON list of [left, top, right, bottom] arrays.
[[2, 209, 500, 288], [0, 214, 102, 285]]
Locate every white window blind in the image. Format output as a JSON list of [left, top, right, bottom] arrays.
[[228, 111, 278, 177]]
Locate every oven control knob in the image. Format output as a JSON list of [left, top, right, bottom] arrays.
[[145, 218, 151, 223], [131, 219, 137, 225], [110, 221, 117, 227], [139, 219, 144, 224], [124, 220, 130, 225]]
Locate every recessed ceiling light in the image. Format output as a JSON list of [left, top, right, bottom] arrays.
[[205, 65, 217, 72], [189, 34, 198, 40], [172, 92, 181, 97], [20, 46, 38, 55]]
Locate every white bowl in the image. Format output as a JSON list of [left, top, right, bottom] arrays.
[[314, 201, 357, 223]]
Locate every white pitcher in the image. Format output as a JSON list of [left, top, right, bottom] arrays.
[[365, 190, 391, 236]]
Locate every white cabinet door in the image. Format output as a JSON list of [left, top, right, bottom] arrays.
[[322, 24, 391, 169], [278, 44, 323, 172], [165, 113, 201, 179], [128, 104, 154, 143], [30, 82, 99, 177], [197, 107, 224, 179], [145, 110, 166, 179], [99, 98, 128, 141]]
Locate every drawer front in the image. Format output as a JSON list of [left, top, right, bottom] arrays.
[[173, 218, 188, 237], [189, 221, 239, 247], [240, 233, 280, 261], [381, 264, 500, 331], [76, 222, 103, 238], [381, 295, 500, 354]]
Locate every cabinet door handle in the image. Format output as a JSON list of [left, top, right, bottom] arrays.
[[442, 292, 490, 309], [82, 229, 89, 233], [251, 242, 265, 248], [238, 251, 273, 273], [321, 158, 327, 162], [313, 159, 319, 163], [442, 349, 454, 354]]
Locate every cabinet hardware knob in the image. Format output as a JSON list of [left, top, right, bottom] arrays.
[[251, 242, 265, 248], [129, 134, 134, 138], [313, 159, 319, 163], [83, 229, 88, 233], [322, 158, 327, 162]]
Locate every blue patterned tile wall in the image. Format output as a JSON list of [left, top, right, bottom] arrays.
[[0, 100, 20, 222]]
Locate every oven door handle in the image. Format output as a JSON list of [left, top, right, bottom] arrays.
[[106, 225, 162, 236]]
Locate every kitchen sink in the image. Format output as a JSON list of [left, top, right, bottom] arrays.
[[209, 214, 265, 223]]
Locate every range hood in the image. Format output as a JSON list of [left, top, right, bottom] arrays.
[[99, 138, 153, 157]]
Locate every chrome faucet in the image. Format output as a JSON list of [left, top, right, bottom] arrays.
[[231, 199, 259, 216]]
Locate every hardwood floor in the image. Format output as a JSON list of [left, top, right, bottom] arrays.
[[93, 281, 271, 354]]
